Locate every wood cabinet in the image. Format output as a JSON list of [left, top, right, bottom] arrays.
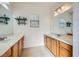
[[56, 40, 60, 56], [1, 36, 24, 57], [60, 42, 72, 52], [44, 35, 72, 57], [18, 37, 24, 56], [11, 36, 24, 57], [18, 39, 22, 56], [21, 36, 24, 51], [46, 37, 51, 50], [2, 48, 11, 57], [60, 42, 72, 57], [45, 36, 58, 56], [44, 35, 47, 47], [11, 42, 19, 57], [46, 37, 50, 49], [51, 38, 57, 56], [60, 46, 72, 57]]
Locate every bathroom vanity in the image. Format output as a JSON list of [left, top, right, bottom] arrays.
[[44, 34, 72, 57], [0, 34, 24, 57], [47, 4, 73, 57]]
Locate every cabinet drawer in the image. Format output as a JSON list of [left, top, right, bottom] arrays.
[[60, 46, 72, 57], [60, 42, 72, 52]]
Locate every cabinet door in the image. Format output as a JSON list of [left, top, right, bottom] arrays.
[[21, 36, 24, 51], [53, 39, 57, 56], [18, 36, 24, 56], [51, 38, 54, 53], [60, 46, 72, 57], [46, 37, 51, 50], [56, 41, 60, 57], [44, 35, 47, 47], [60, 42, 72, 57], [18, 39, 22, 56], [60, 42, 72, 52], [11, 42, 19, 57], [51, 39, 57, 56], [49, 38, 52, 51], [46, 37, 49, 49], [2, 48, 11, 57]]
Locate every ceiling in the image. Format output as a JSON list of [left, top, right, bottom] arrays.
[[0, 2, 73, 12], [10, 2, 67, 11]]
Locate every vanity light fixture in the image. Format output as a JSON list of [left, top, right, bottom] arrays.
[[53, 3, 72, 16], [1, 3, 9, 10], [57, 8, 61, 12], [61, 6, 65, 10], [0, 2, 10, 10], [54, 11, 58, 16]]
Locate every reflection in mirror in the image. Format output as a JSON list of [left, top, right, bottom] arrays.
[[0, 4, 13, 37], [59, 18, 66, 28]]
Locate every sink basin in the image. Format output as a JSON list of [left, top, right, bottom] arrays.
[[0, 39, 10, 43], [56, 34, 61, 37], [0, 38, 11, 47], [0, 39, 11, 53], [0, 37, 6, 41], [0, 36, 13, 47], [0, 38, 12, 43]]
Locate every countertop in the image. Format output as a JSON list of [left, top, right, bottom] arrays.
[[45, 33, 72, 46], [0, 34, 24, 56]]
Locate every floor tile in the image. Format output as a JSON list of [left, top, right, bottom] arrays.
[[21, 46, 54, 57]]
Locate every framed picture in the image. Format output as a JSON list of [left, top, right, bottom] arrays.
[[30, 20, 39, 28], [30, 14, 39, 28]]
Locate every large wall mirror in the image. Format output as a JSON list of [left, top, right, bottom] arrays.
[[0, 4, 13, 36], [50, 6, 73, 35]]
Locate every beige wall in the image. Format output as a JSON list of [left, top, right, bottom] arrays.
[[12, 3, 51, 48]]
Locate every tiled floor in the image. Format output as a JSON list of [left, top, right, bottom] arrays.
[[21, 46, 54, 57]]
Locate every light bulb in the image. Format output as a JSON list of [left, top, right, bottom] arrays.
[[57, 8, 61, 12], [54, 11, 58, 16], [61, 6, 65, 10], [1, 4, 9, 10]]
